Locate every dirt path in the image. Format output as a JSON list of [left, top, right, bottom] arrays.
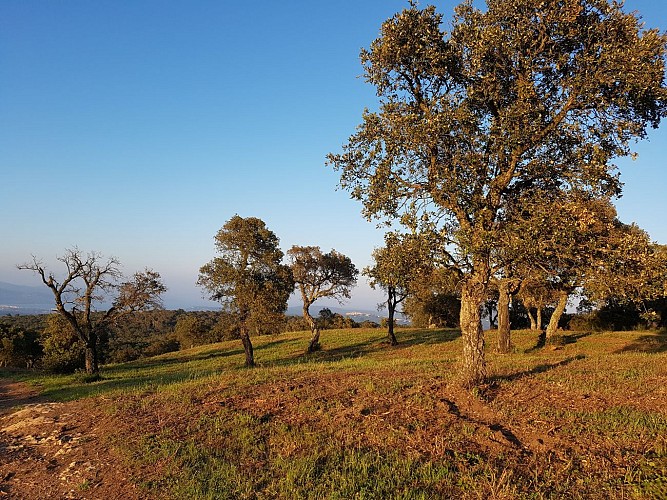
[[0, 380, 151, 500], [0, 379, 44, 415]]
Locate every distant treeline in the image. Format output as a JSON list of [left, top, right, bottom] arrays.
[[2, 294, 665, 374], [0, 308, 387, 373]]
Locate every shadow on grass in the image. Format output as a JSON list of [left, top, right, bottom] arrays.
[[525, 331, 546, 352], [616, 331, 667, 354], [490, 354, 586, 385], [0, 344, 247, 406], [396, 328, 462, 347], [273, 328, 461, 366], [120, 346, 244, 371], [525, 331, 592, 353], [0, 329, 461, 406]]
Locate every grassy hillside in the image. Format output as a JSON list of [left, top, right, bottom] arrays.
[[4, 327, 667, 499]]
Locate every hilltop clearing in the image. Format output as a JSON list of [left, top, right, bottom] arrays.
[[0, 328, 666, 499]]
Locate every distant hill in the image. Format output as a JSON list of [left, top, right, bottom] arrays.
[[286, 305, 409, 325], [0, 281, 54, 315]]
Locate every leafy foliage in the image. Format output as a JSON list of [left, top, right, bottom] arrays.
[[288, 246, 358, 351], [198, 216, 294, 366], [0, 321, 41, 368], [329, 0, 667, 385]]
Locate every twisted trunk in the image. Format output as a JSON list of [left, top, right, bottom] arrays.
[[304, 304, 321, 353], [527, 309, 537, 330], [387, 286, 398, 346]]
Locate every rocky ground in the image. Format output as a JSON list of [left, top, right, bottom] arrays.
[[0, 380, 149, 500]]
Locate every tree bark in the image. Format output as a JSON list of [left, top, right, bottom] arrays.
[[304, 304, 321, 353], [527, 309, 537, 330], [239, 309, 255, 367], [84, 344, 99, 375], [496, 281, 512, 354], [486, 301, 497, 329], [83, 328, 99, 375], [536, 308, 543, 331], [459, 268, 488, 387], [546, 291, 569, 339], [240, 325, 255, 367], [387, 287, 398, 345]]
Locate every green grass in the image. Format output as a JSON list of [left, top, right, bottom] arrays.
[[3, 326, 667, 499]]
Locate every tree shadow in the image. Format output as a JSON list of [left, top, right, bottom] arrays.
[[440, 397, 525, 450], [560, 332, 593, 344], [395, 328, 461, 347], [616, 331, 667, 354], [271, 329, 461, 367], [273, 338, 382, 366], [254, 337, 297, 352], [489, 354, 586, 386], [119, 346, 244, 371], [524, 331, 592, 353], [524, 331, 546, 352]]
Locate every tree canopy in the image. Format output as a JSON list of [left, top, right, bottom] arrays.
[[198, 215, 293, 367], [288, 246, 358, 352], [365, 232, 432, 344]]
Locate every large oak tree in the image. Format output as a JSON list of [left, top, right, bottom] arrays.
[[328, 0, 667, 386]]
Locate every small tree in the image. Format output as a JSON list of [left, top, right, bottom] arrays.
[[0, 322, 41, 368], [287, 246, 358, 352], [173, 314, 211, 350], [364, 233, 430, 345], [517, 273, 558, 331], [198, 216, 293, 367], [40, 314, 85, 373], [19, 249, 166, 375]]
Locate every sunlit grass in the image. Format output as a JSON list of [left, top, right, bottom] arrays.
[[3, 326, 667, 498]]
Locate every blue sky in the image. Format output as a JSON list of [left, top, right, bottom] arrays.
[[2, 1, 667, 311]]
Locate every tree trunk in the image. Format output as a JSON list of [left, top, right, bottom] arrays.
[[536, 308, 543, 331], [304, 305, 321, 353], [84, 342, 99, 375], [238, 310, 255, 367], [459, 268, 488, 387], [387, 287, 398, 345], [546, 291, 569, 339], [527, 309, 537, 330], [496, 281, 511, 354]]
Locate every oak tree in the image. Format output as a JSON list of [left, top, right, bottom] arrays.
[[328, 0, 667, 386], [19, 249, 166, 375], [198, 216, 293, 367], [364, 233, 430, 344], [287, 246, 358, 352]]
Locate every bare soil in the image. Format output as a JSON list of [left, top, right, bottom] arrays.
[[0, 379, 150, 500]]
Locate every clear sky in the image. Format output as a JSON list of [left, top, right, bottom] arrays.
[[2, 1, 667, 311]]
